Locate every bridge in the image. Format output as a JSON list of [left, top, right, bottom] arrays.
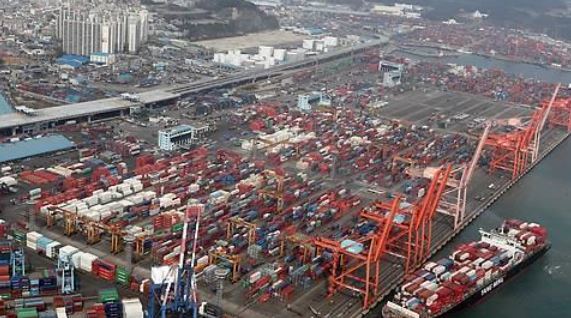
[[0, 40, 385, 136]]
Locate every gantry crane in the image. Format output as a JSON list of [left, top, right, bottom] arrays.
[[547, 96, 571, 132], [208, 250, 241, 283], [531, 83, 561, 162], [393, 155, 416, 168], [486, 83, 560, 179], [313, 196, 402, 310], [313, 165, 451, 311], [147, 204, 203, 318], [225, 217, 256, 247], [258, 169, 286, 213], [407, 125, 491, 229], [11, 246, 25, 277], [58, 254, 75, 294], [250, 136, 295, 159], [46, 207, 124, 253], [280, 233, 314, 263]]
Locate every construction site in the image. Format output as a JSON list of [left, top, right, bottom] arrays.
[[0, 49, 571, 318]]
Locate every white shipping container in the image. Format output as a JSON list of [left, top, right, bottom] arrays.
[[424, 282, 438, 291], [420, 281, 432, 289], [508, 228, 520, 236], [440, 272, 451, 281], [59, 245, 80, 261], [26, 231, 42, 240], [129, 194, 145, 205], [459, 266, 471, 273], [80, 253, 99, 272], [85, 196, 98, 207], [432, 265, 446, 275], [143, 191, 157, 201], [423, 262, 438, 272], [459, 252, 470, 261], [249, 271, 261, 284], [473, 257, 486, 267], [427, 294, 439, 303], [122, 298, 144, 318], [132, 183, 144, 192], [482, 260, 494, 270], [99, 192, 113, 204], [56, 307, 68, 318], [485, 270, 492, 280], [71, 251, 84, 269], [189, 184, 199, 193]]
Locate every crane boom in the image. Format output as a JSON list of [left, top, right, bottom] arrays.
[[539, 83, 561, 132], [373, 196, 402, 260], [533, 83, 561, 161], [461, 123, 491, 188]]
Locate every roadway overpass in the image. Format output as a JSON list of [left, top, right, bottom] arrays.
[[0, 40, 385, 136]]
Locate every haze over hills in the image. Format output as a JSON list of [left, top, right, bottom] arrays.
[[145, 0, 279, 40], [333, 0, 571, 40]]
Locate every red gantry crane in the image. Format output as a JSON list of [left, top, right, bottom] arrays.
[[408, 124, 491, 230], [313, 165, 452, 311], [547, 96, 571, 132], [485, 84, 560, 179]]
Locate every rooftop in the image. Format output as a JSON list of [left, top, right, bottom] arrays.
[[0, 134, 75, 163], [164, 124, 195, 135], [56, 54, 90, 68]]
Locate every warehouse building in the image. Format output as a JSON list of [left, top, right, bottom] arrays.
[[158, 124, 209, 151]]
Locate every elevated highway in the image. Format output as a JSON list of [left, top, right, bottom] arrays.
[[0, 40, 385, 136]]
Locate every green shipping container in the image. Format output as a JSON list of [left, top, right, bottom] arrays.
[[116, 267, 130, 285], [172, 223, 184, 232], [13, 230, 26, 243], [98, 288, 119, 303], [16, 308, 38, 318]]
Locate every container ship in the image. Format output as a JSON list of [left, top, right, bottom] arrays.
[[382, 219, 550, 318]]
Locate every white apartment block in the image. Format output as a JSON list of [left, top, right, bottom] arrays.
[[56, 7, 149, 56]]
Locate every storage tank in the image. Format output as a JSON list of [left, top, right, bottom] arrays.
[[302, 39, 315, 50], [273, 49, 287, 61], [258, 46, 274, 58]]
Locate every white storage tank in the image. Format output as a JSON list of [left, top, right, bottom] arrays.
[[273, 49, 287, 61], [258, 46, 274, 58]]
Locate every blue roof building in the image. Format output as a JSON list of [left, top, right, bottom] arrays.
[[0, 135, 75, 163], [56, 54, 89, 68]]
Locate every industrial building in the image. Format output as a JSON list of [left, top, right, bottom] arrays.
[[380, 60, 404, 88], [56, 6, 149, 56], [89, 51, 115, 65], [158, 124, 210, 151], [297, 92, 329, 111], [213, 36, 340, 69]]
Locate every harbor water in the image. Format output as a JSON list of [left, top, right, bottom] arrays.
[[0, 91, 14, 115], [397, 51, 571, 84], [445, 137, 571, 318]]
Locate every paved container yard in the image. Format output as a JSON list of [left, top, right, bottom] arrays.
[[0, 53, 568, 318]]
